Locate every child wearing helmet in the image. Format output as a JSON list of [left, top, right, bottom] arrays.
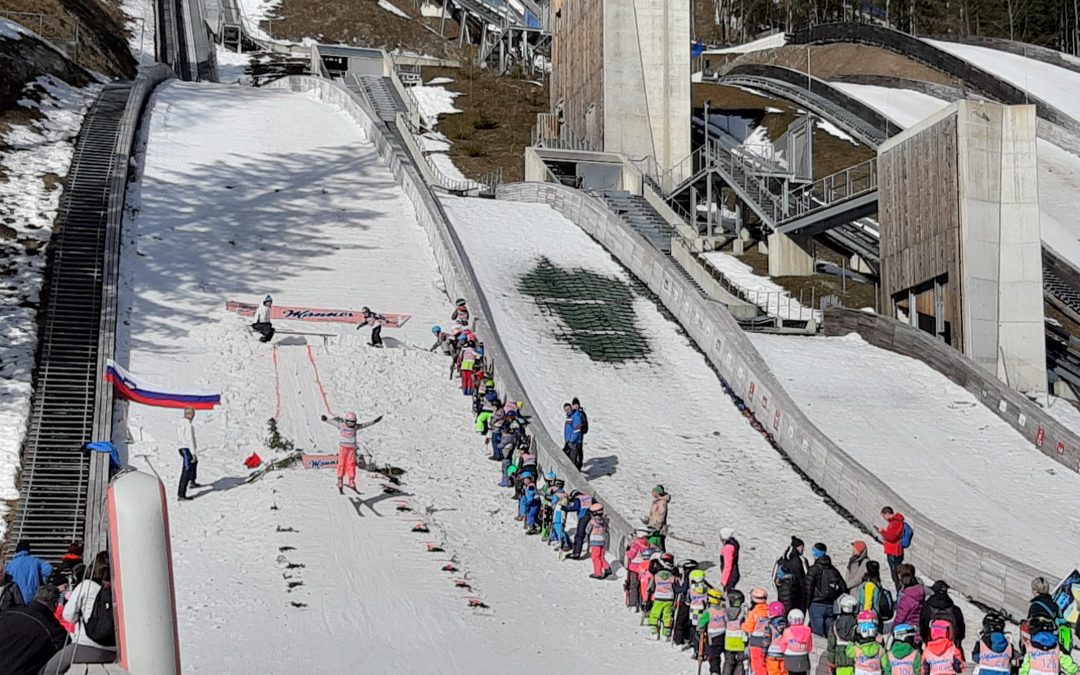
[[922, 620, 965, 675], [320, 411, 382, 493], [451, 299, 470, 326], [722, 589, 750, 675], [1020, 616, 1076, 675], [829, 595, 861, 675], [688, 569, 715, 659], [971, 612, 1014, 675], [672, 560, 700, 647], [745, 587, 771, 675], [696, 588, 728, 673], [586, 502, 611, 579], [648, 565, 678, 640], [624, 530, 651, 612], [638, 534, 663, 611], [782, 609, 814, 675], [845, 611, 883, 675], [765, 602, 790, 675], [884, 624, 922, 675]]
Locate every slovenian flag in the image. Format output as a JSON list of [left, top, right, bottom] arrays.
[[105, 359, 221, 409]]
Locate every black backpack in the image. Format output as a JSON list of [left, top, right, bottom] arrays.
[[0, 579, 24, 614], [83, 583, 116, 647], [822, 566, 846, 601], [877, 587, 895, 621], [579, 408, 589, 435]]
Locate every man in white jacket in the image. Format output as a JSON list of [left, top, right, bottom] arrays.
[[252, 294, 275, 343], [177, 407, 201, 501]]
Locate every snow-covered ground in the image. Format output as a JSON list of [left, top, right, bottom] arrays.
[[378, 0, 411, 19], [833, 82, 1080, 271], [749, 332, 1080, 577], [704, 31, 787, 55], [702, 252, 820, 321], [0, 68, 98, 543], [817, 119, 858, 145], [115, 81, 707, 672], [118, 0, 156, 66], [445, 195, 873, 586], [412, 81, 462, 129], [926, 39, 1080, 122]]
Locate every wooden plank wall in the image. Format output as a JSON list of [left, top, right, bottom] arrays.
[[550, 0, 605, 149], [877, 113, 963, 346]]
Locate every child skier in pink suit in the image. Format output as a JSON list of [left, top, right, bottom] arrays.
[[586, 502, 612, 579], [321, 412, 382, 492]]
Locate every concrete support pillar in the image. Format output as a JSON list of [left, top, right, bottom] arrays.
[[767, 232, 815, 277]]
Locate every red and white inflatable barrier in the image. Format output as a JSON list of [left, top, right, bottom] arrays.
[[107, 471, 181, 675]]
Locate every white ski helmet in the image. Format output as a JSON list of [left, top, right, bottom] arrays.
[[787, 609, 805, 625], [345, 411, 357, 422], [838, 594, 858, 614]]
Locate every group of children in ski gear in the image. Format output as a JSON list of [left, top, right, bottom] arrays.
[[430, 298, 1080, 675]]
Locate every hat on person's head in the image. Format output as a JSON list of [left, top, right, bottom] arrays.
[[720, 527, 735, 541], [15, 540, 30, 553], [65, 543, 84, 557], [264, 295, 273, 304], [931, 580, 950, 594], [812, 543, 827, 559], [851, 540, 867, 555], [571, 397, 581, 406], [652, 485, 666, 496]]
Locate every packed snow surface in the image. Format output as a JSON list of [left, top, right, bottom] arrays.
[[0, 74, 96, 543], [926, 39, 1080, 122], [117, 81, 704, 673], [445, 195, 870, 587], [748, 332, 1080, 577], [816, 119, 858, 145], [833, 82, 1080, 270], [704, 32, 787, 54], [702, 252, 820, 321]]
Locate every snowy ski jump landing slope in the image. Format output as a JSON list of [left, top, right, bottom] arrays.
[[831, 81, 1080, 272], [750, 333, 1080, 577], [116, 81, 700, 673], [444, 196, 869, 586]]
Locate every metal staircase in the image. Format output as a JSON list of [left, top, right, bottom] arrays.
[[347, 75, 408, 123], [598, 191, 707, 296], [3, 83, 135, 561]]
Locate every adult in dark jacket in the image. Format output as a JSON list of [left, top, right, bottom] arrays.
[[0, 584, 66, 675], [919, 580, 966, 648], [1027, 576, 1062, 623], [805, 545, 844, 637], [779, 536, 808, 612]]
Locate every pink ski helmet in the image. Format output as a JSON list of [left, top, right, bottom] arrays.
[[767, 602, 785, 618], [345, 411, 357, 422], [589, 502, 604, 513]]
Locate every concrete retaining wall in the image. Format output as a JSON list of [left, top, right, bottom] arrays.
[[264, 76, 638, 556], [497, 180, 1049, 618], [824, 307, 1080, 474]]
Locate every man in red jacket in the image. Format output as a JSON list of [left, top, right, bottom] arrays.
[[878, 506, 905, 593]]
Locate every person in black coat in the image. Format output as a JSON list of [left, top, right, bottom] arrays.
[[919, 580, 966, 648], [0, 584, 66, 675], [781, 536, 809, 611]]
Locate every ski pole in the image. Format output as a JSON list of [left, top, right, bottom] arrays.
[[698, 630, 707, 675]]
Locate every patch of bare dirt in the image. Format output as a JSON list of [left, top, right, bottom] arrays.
[[726, 43, 961, 87], [0, 0, 136, 77], [423, 63, 548, 183]]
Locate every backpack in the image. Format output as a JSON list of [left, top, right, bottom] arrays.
[[578, 408, 589, 435], [877, 587, 895, 621], [900, 522, 914, 549], [0, 579, 24, 614], [821, 566, 846, 601], [83, 583, 116, 647]]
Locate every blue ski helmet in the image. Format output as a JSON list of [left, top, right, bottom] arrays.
[[432, 325, 441, 334]]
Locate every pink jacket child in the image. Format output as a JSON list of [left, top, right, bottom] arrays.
[[781, 611, 814, 675], [321, 411, 382, 491]]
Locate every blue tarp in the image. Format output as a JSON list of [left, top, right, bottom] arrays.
[[691, 42, 706, 58], [85, 441, 121, 468]]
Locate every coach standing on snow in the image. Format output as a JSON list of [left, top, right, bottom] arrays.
[[177, 407, 202, 501]]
